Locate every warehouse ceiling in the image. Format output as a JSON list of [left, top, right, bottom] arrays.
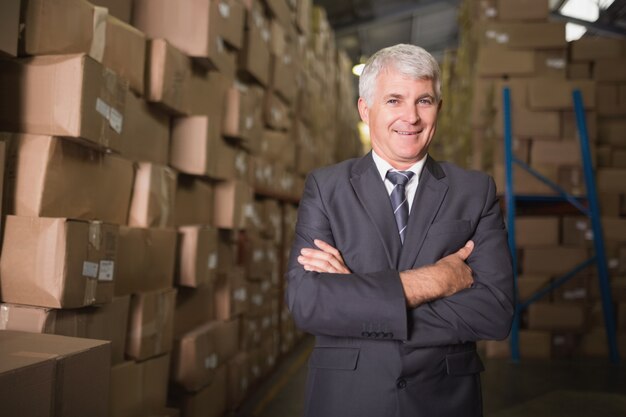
[[315, 0, 626, 69]]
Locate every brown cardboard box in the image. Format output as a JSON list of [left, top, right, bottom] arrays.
[[0, 330, 110, 417], [121, 92, 170, 164], [596, 83, 626, 116], [227, 352, 250, 408], [477, 47, 535, 77], [213, 179, 254, 229], [238, 12, 271, 86], [177, 226, 219, 288], [145, 39, 193, 116], [126, 288, 177, 361], [266, 0, 291, 28], [594, 59, 626, 82], [561, 216, 591, 246], [0, 55, 127, 152], [477, 22, 566, 49], [296, 0, 311, 35], [110, 361, 143, 417], [0, 216, 118, 309], [272, 52, 298, 105], [174, 175, 214, 226], [171, 366, 227, 417], [0, 296, 130, 364], [493, 138, 531, 165], [0, 0, 20, 57], [597, 169, 626, 193], [599, 119, 626, 147], [141, 353, 170, 413], [493, 163, 559, 195], [171, 116, 237, 180], [567, 62, 592, 79], [222, 82, 265, 145], [114, 227, 177, 296], [580, 328, 626, 358], [217, 0, 246, 49], [527, 303, 586, 331], [515, 217, 559, 246], [570, 38, 623, 61], [264, 91, 291, 131], [174, 285, 215, 338], [214, 267, 248, 320], [522, 246, 588, 274], [259, 129, 296, 168], [496, 0, 548, 21], [92, 0, 132, 22], [4, 134, 133, 224], [561, 111, 597, 141], [128, 163, 177, 228], [534, 49, 566, 78], [103, 15, 146, 95], [516, 275, 551, 302], [494, 107, 560, 138], [171, 319, 240, 391], [0, 334, 55, 417], [22, 0, 101, 58], [602, 217, 626, 242], [530, 140, 584, 165], [613, 150, 626, 168], [528, 78, 595, 110]]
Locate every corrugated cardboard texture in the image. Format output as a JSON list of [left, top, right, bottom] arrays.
[[171, 365, 227, 417], [110, 361, 143, 417], [4, 134, 133, 223], [102, 15, 146, 95], [213, 179, 253, 229], [214, 267, 248, 320], [1, 216, 118, 308], [177, 226, 219, 288], [121, 92, 170, 164], [174, 175, 214, 226], [0, 0, 20, 57], [128, 163, 177, 228], [0, 330, 111, 417], [174, 285, 215, 338], [0, 55, 127, 152], [141, 353, 170, 412]]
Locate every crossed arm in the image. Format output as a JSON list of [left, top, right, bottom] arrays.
[[298, 239, 476, 308]]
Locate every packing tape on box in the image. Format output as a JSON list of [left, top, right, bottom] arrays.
[[158, 167, 176, 228], [0, 305, 9, 329], [218, 1, 231, 18], [90, 6, 108, 62], [84, 277, 98, 305], [89, 221, 102, 251]]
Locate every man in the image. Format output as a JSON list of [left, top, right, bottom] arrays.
[[286, 44, 514, 417]]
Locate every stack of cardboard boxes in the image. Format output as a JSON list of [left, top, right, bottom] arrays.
[[469, 0, 626, 359], [0, 0, 361, 416]]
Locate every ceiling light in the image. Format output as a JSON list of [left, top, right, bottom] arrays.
[[565, 22, 587, 41], [352, 63, 365, 77], [560, 0, 599, 22]]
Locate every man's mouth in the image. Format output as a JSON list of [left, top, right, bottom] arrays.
[[394, 129, 422, 136]]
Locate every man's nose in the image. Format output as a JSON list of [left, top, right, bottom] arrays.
[[403, 105, 420, 124]]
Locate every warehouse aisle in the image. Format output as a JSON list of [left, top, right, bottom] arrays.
[[238, 336, 626, 417]]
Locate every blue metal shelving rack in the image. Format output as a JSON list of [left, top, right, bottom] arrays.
[[503, 87, 620, 364]]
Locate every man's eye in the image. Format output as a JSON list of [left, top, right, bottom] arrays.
[[419, 98, 433, 105], [386, 99, 398, 104]]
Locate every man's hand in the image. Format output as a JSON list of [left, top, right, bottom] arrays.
[[297, 239, 351, 274], [400, 240, 475, 308]]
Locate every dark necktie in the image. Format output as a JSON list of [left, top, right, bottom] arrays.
[[386, 170, 415, 244]]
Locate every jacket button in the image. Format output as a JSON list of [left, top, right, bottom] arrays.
[[396, 378, 407, 389]]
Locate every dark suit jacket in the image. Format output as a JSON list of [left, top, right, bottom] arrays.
[[286, 153, 514, 417]]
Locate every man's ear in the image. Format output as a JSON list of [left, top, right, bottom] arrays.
[[357, 97, 369, 124], [437, 99, 443, 112]]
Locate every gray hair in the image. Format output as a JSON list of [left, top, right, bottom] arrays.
[[359, 44, 441, 106]]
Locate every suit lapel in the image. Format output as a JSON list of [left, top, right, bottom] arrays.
[[350, 153, 401, 268], [399, 157, 448, 270]]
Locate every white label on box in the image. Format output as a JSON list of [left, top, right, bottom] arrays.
[[218, 2, 230, 18], [82, 261, 99, 278], [98, 260, 115, 281], [252, 294, 263, 306], [233, 288, 247, 302], [236, 153, 247, 173], [216, 37, 225, 53], [495, 33, 509, 44], [109, 108, 123, 134], [208, 252, 218, 270], [609, 258, 619, 269], [485, 7, 497, 17], [546, 58, 566, 70], [253, 249, 264, 262], [96, 98, 110, 119], [204, 354, 218, 369], [245, 116, 254, 130]]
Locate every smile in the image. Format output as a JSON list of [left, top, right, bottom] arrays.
[[394, 130, 421, 135]]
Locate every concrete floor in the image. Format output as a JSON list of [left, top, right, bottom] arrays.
[[237, 336, 626, 417]]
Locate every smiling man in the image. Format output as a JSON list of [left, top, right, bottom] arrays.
[[286, 44, 514, 417]]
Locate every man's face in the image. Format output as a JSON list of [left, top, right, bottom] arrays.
[[358, 67, 441, 170]]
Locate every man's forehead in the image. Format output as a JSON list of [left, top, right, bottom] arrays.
[[375, 68, 435, 93]]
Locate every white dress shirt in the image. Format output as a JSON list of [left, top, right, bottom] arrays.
[[371, 150, 427, 214]]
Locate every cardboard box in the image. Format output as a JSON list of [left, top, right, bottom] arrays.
[[477, 47, 535, 77], [0, 55, 127, 152], [580, 328, 626, 358], [561, 110, 597, 141], [171, 116, 237, 180], [110, 361, 143, 417], [567, 62, 592, 79], [4, 134, 133, 224], [561, 216, 591, 246], [126, 288, 177, 361], [570, 38, 623, 61], [266, 0, 291, 28], [141, 353, 170, 413], [171, 319, 239, 392], [1, 216, 118, 309], [174, 175, 214, 226], [296, 0, 311, 35], [128, 163, 177, 229], [478, 22, 566, 49], [496, 0, 548, 21], [264, 91, 291, 131], [522, 246, 588, 275], [528, 78, 595, 110], [145, 39, 193, 116], [516, 275, 551, 302], [227, 352, 250, 408], [515, 217, 559, 247], [238, 12, 271, 86], [121, 92, 170, 164], [599, 118, 626, 147], [530, 140, 584, 165], [259, 129, 295, 168], [597, 169, 626, 193], [0, 296, 130, 364], [602, 217, 626, 242], [0, 330, 110, 417], [534, 48, 566, 78], [92, 0, 132, 22], [114, 227, 177, 296], [213, 179, 254, 229], [594, 59, 626, 82], [177, 226, 219, 288], [222, 82, 265, 147], [612, 150, 626, 168], [174, 285, 215, 338], [596, 83, 626, 116], [493, 163, 559, 195], [171, 365, 227, 417], [102, 15, 146, 95], [217, 0, 246, 49], [0, 0, 20, 57], [527, 303, 586, 331], [214, 268, 248, 320]]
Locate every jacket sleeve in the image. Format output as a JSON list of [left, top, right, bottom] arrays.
[[405, 175, 515, 347], [285, 172, 409, 340]]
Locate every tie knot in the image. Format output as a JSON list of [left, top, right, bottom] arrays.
[[386, 170, 414, 186]]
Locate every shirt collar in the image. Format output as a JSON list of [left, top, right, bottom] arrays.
[[371, 149, 427, 183]]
